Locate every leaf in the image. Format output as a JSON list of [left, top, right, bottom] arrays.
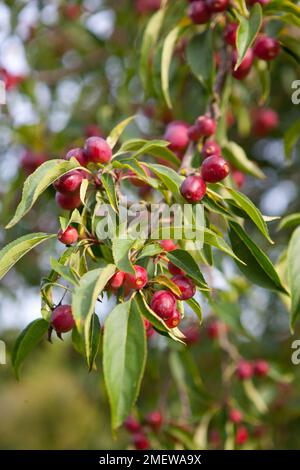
[[287, 226, 300, 331], [112, 238, 135, 274], [119, 139, 180, 166], [72, 264, 116, 327], [161, 25, 182, 108], [222, 141, 265, 180], [106, 116, 136, 149], [243, 379, 268, 414], [278, 213, 300, 231], [284, 118, 300, 161], [225, 186, 273, 243], [0, 233, 56, 280], [12, 319, 49, 379], [186, 298, 203, 324], [167, 249, 208, 290], [50, 257, 79, 286], [140, 7, 166, 90], [101, 173, 119, 213], [152, 274, 182, 297], [79, 178, 89, 206], [146, 163, 184, 196], [103, 299, 146, 430], [186, 29, 215, 90], [6, 159, 81, 228], [85, 313, 101, 371], [229, 221, 288, 294], [235, 3, 262, 69], [137, 242, 162, 259]]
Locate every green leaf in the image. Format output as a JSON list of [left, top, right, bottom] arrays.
[[225, 186, 273, 243], [265, 0, 300, 16], [0, 233, 56, 280], [112, 238, 135, 274], [167, 249, 208, 290], [146, 163, 184, 196], [103, 299, 146, 430], [152, 274, 182, 297], [222, 141, 265, 180], [72, 264, 116, 327], [186, 29, 215, 90], [186, 298, 203, 324], [6, 159, 81, 228], [119, 139, 180, 166], [50, 257, 79, 286], [278, 213, 300, 231], [235, 3, 262, 69], [229, 221, 288, 294], [79, 178, 89, 206], [287, 226, 300, 331], [161, 24, 182, 108], [12, 319, 49, 379], [101, 173, 119, 213], [284, 119, 300, 161], [140, 8, 166, 91], [107, 116, 136, 149], [137, 242, 162, 259], [85, 313, 101, 371]]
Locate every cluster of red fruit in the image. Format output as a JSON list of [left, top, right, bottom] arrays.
[[164, 116, 229, 203], [124, 411, 163, 450], [236, 358, 270, 380], [188, 0, 280, 81], [54, 136, 112, 212]]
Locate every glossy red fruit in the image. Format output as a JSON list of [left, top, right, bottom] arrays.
[[109, 271, 125, 290], [65, 147, 88, 167], [127, 164, 151, 187], [21, 150, 47, 174], [54, 170, 83, 194], [58, 226, 78, 245], [165, 309, 181, 329], [164, 121, 189, 152], [133, 432, 150, 450], [150, 290, 177, 320], [232, 48, 254, 80], [50, 305, 75, 333], [254, 359, 269, 377], [180, 175, 206, 203], [125, 265, 148, 290], [195, 115, 216, 137], [206, 0, 229, 12], [224, 23, 238, 46], [229, 408, 243, 424], [55, 191, 82, 210], [188, 0, 211, 24], [84, 137, 112, 164], [145, 411, 163, 432], [171, 275, 196, 300], [124, 416, 141, 433], [235, 426, 249, 446], [201, 155, 230, 183], [252, 108, 279, 137], [202, 140, 221, 159], [160, 240, 178, 252], [236, 360, 254, 380], [168, 261, 184, 276], [254, 35, 280, 61]]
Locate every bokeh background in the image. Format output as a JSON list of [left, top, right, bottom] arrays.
[[1, 0, 300, 449]]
